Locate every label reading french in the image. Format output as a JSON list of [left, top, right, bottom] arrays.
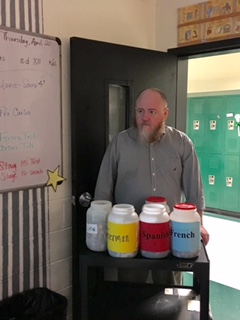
[[171, 221, 200, 252], [108, 222, 138, 253]]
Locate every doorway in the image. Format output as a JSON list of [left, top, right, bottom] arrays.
[[187, 52, 240, 320], [187, 51, 240, 215]]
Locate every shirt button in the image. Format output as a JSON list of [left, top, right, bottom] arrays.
[[152, 158, 154, 161], [152, 173, 155, 176], [153, 188, 156, 191]]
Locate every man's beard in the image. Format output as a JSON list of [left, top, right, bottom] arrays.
[[137, 121, 164, 145]]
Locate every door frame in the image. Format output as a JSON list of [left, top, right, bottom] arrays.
[[169, 37, 240, 133], [169, 37, 240, 218], [168, 37, 240, 57]]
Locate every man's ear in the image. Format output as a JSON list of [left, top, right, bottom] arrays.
[[164, 108, 169, 121]]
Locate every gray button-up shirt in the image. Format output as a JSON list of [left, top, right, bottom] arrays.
[[94, 126, 205, 214]]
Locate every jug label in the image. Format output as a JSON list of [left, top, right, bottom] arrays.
[[86, 223, 98, 234], [108, 222, 138, 253], [139, 221, 170, 252], [171, 221, 200, 253]]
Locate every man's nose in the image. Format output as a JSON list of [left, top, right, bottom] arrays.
[[142, 111, 150, 121]]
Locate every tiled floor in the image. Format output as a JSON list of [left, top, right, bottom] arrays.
[[184, 273, 240, 320], [210, 281, 240, 320]]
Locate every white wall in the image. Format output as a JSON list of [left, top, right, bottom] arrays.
[[43, 0, 157, 49], [188, 53, 240, 94]]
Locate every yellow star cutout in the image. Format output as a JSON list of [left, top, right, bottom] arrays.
[[46, 166, 66, 192]]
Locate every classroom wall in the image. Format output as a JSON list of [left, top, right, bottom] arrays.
[[1, 1, 240, 319]]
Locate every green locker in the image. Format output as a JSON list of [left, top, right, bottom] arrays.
[[204, 96, 224, 154], [187, 95, 240, 214], [187, 98, 206, 153], [199, 153, 223, 209], [223, 96, 240, 155], [221, 155, 239, 211]]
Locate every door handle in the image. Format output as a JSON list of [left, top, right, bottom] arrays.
[[79, 192, 92, 207]]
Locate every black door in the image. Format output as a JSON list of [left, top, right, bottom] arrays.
[[70, 37, 180, 318]]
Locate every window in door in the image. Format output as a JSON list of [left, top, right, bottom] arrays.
[[108, 84, 131, 143]]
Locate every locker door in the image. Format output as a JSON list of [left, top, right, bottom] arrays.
[[204, 96, 224, 154], [187, 97, 206, 153], [202, 154, 223, 209], [223, 95, 240, 155]]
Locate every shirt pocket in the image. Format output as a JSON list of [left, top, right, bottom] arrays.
[[164, 157, 182, 174]]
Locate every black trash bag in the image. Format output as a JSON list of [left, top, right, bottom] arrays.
[[0, 287, 68, 320]]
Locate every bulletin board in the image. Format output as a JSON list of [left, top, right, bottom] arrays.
[[0, 26, 62, 192]]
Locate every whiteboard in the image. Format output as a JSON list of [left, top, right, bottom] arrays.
[[0, 26, 62, 192]]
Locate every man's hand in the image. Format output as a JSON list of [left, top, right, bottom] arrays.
[[201, 225, 210, 245]]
